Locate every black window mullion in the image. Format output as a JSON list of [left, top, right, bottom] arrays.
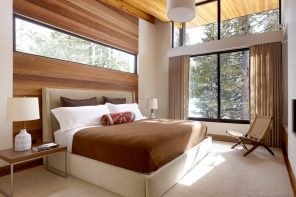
[[217, 0, 221, 118], [134, 55, 138, 74], [217, 53, 221, 120], [180, 22, 186, 46], [218, 0, 221, 40], [279, 0, 282, 25], [172, 22, 174, 48], [13, 16, 16, 52]]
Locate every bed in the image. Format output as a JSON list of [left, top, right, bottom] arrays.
[[42, 88, 212, 197]]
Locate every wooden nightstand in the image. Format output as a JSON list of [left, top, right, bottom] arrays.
[[0, 145, 67, 197]]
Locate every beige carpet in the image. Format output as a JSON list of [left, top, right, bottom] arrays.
[[0, 141, 293, 197]]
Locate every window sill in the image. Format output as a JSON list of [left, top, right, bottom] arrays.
[[188, 117, 250, 124]]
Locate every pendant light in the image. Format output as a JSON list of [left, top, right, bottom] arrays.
[[167, 0, 196, 23]]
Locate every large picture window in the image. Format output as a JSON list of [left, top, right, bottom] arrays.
[[189, 49, 250, 123], [15, 17, 137, 73], [173, 0, 280, 48]]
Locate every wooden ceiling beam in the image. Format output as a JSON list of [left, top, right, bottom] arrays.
[[98, 0, 155, 24]]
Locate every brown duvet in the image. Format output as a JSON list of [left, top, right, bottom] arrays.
[[72, 119, 207, 173]]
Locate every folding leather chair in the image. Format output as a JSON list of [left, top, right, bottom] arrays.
[[226, 116, 274, 157]]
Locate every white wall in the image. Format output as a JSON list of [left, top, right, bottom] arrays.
[[0, 0, 13, 166], [205, 122, 249, 135], [282, 40, 288, 125], [168, 30, 283, 57], [138, 19, 171, 119], [283, 0, 296, 176], [155, 20, 171, 119], [282, 1, 288, 126], [138, 19, 156, 116]]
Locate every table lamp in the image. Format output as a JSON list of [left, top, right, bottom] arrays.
[[7, 97, 40, 151], [149, 97, 158, 119]]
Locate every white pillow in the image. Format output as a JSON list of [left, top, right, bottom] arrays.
[[51, 105, 110, 132], [106, 103, 144, 121]]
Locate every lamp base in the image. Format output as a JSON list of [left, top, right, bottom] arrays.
[[14, 129, 32, 151]]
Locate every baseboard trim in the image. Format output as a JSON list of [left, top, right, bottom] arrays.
[[282, 146, 296, 196], [208, 134, 234, 142], [0, 159, 42, 177]]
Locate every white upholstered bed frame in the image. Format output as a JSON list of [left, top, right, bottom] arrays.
[[42, 88, 212, 197]]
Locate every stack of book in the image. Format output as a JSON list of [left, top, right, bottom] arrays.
[[32, 143, 58, 152]]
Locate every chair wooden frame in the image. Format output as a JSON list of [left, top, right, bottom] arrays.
[[226, 116, 274, 157]]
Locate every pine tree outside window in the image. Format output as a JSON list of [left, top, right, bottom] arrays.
[[172, 0, 280, 48], [189, 49, 250, 123], [15, 17, 137, 74]]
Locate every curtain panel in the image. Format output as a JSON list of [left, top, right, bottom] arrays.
[[250, 42, 282, 147], [169, 55, 189, 120]]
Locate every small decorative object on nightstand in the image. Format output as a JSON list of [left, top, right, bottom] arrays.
[[148, 97, 158, 119], [7, 97, 40, 152]]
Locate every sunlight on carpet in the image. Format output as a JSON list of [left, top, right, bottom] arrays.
[[164, 141, 294, 197], [178, 150, 226, 186]]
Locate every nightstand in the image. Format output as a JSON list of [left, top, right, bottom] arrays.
[[0, 145, 67, 197]]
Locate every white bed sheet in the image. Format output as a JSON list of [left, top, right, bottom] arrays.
[[54, 126, 102, 152]]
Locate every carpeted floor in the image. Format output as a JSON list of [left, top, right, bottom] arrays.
[[0, 141, 293, 197]]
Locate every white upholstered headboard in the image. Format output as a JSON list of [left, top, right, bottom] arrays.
[[42, 88, 135, 142]]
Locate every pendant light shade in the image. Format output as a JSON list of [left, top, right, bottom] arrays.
[[167, 0, 196, 23]]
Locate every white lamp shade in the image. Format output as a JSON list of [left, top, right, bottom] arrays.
[[167, 0, 196, 23], [149, 98, 158, 110], [7, 97, 40, 121]]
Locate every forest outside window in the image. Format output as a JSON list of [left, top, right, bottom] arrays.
[[220, 0, 280, 39], [15, 17, 136, 73], [185, 1, 218, 46], [189, 49, 250, 123], [173, 0, 280, 48]]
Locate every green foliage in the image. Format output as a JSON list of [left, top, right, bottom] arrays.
[[189, 9, 279, 120], [189, 55, 218, 118]]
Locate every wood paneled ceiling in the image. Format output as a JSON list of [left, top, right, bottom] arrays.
[[14, 0, 139, 54], [100, 0, 279, 27]]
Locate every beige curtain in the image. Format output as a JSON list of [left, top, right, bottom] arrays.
[[169, 55, 189, 120], [250, 42, 282, 147]]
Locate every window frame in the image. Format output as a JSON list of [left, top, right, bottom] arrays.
[[13, 14, 138, 74], [172, 0, 282, 48], [188, 48, 250, 124]]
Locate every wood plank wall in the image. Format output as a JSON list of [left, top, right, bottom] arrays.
[[12, 0, 139, 145], [13, 52, 138, 144], [13, 0, 139, 54]]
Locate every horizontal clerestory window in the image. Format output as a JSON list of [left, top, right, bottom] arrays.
[[15, 17, 137, 73]]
